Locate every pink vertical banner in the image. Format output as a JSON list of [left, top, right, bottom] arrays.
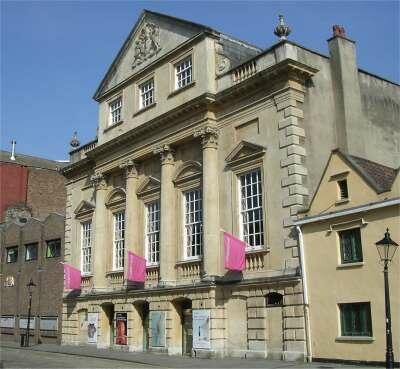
[[127, 251, 146, 283], [224, 232, 246, 272], [63, 263, 81, 290]]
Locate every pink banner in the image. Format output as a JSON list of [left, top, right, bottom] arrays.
[[63, 263, 81, 290], [127, 251, 146, 283], [224, 232, 246, 271]]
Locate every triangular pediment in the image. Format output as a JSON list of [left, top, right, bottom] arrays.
[[137, 176, 161, 197], [74, 200, 95, 217], [94, 10, 209, 100], [173, 161, 202, 185], [225, 141, 266, 166]]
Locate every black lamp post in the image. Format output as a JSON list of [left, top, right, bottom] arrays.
[[25, 278, 36, 347], [375, 228, 398, 369]]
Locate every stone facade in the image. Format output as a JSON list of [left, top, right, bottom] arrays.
[[61, 11, 399, 361]]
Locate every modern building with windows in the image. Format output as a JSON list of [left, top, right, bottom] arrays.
[[0, 150, 67, 344], [294, 149, 399, 363], [61, 10, 399, 361]]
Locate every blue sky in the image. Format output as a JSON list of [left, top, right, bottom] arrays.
[[1, 1, 399, 161]]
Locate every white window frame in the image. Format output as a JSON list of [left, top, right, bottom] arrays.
[[175, 56, 192, 90], [238, 169, 264, 251], [145, 200, 160, 266], [139, 78, 155, 109], [109, 97, 122, 126], [183, 189, 203, 260], [81, 221, 92, 275], [113, 211, 125, 270]]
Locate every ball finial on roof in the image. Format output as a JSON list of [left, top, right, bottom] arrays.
[[70, 131, 80, 148], [274, 15, 291, 40]]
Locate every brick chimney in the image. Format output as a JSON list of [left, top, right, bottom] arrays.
[[328, 25, 365, 157]]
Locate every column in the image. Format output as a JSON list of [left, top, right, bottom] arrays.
[[119, 160, 140, 256], [153, 144, 176, 285], [90, 172, 108, 289], [194, 127, 221, 279]]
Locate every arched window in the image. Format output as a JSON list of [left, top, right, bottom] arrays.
[[265, 292, 283, 306]]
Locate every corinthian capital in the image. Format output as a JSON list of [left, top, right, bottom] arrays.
[[119, 159, 138, 179], [153, 144, 175, 165], [90, 172, 107, 190], [194, 126, 219, 149]]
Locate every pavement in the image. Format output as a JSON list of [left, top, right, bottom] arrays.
[[0, 341, 382, 369]]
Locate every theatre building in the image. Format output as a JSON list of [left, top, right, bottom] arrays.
[[61, 11, 400, 360]]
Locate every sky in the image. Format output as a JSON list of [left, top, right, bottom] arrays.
[[1, 0, 399, 161]]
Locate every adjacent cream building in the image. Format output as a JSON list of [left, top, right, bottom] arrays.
[[295, 150, 399, 363], [61, 11, 400, 361]]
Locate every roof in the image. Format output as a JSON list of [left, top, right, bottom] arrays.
[[342, 152, 398, 193], [0, 150, 69, 171]]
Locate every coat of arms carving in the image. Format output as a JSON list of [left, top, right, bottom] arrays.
[[132, 23, 161, 69]]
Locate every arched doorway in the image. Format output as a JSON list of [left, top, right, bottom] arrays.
[[133, 300, 150, 351], [99, 303, 114, 348], [171, 298, 192, 355], [265, 292, 283, 359]]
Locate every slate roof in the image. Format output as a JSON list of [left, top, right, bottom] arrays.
[[0, 150, 69, 171], [345, 154, 398, 193]]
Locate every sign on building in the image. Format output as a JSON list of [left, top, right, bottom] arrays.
[[150, 311, 165, 347], [4, 276, 15, 287], [87, 313, 98, 344], [19, 317, 35, 329], [40, 317, 58, 331], [192, 310, 211, 349], [115, 312, 127, 345]]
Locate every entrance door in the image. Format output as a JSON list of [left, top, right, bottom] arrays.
[[182, 308, 192, 355], [142, 307, 149, 350]]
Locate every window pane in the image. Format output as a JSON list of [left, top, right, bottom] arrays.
[[239, 169, 264, 250], [146, 201, 160, 264], [46, 239, 61, 258], [339, 228, 363, 263], [340, 302, 372, 337], [184, 189, 203, 258], [81, 222, 92, 274], [113, 212, 125, 269]]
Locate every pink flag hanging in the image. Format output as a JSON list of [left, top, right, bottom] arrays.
[[224, 232, 246, 271], [63, 263, 81, 290], [127, 251, 146, 283]]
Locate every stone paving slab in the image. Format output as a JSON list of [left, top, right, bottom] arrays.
[[0, 341, 381, 369]]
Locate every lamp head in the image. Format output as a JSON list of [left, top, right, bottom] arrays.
[[375, 228, 399, 263]]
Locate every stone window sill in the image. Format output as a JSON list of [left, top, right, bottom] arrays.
[[337, 262, 364, 269], [168, 81, 196, 99], [176, 258, 202, 265], [133, 102, 156, 117], [103, 120, 123, 133], [245, 247, 269, 255], [335, 336, 374, 342], [146, 264, 159, 269]]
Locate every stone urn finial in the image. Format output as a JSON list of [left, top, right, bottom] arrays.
[[70, 131, 80, 149], [274, 14, 291, 40]]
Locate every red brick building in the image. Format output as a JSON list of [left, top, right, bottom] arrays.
[[0, 150, 67, 344]]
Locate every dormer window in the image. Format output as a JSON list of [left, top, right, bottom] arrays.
[[139, 78, 155, 109], [109, 97, 122, 125], [175, 56, 192, 89], [338, 179, 349, 200]]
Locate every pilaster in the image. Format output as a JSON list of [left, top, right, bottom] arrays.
[[119, 160, 140, 257], [154, 144, 176, 284], [193, 126, 221, 279], [90, 172, 108, 289]]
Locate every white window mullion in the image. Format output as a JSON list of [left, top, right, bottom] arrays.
[[184, 189, 202, 259], [81, 221, 92, 274], [146, 201, 160, 265], [113, 212, 125, 270], [239, 170, 264, 250]]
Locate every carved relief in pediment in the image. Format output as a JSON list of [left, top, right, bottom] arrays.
[[137, 176, 161, 197], [132, 23, 162, 69], [173, 161, 202, 185]]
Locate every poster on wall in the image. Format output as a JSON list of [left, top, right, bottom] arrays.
[[87, 313, 98, 344], [19, 317, 35, 329], [192, 309, 210, 349], [115, 312, 127, 345], [150, 311, 165, 347], [40, 317, 58, 331], [1, 316, 15, 328]]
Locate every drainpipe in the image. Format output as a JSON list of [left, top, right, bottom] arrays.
[[296, 225, 312, 362]]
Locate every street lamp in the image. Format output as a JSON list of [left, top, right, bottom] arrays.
[[25, 278, 36, 347], [375, 228, 398, 369]]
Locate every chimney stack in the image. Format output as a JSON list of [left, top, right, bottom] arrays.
[[10, 140, 16, 161], [328, 25, 365, 157]]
